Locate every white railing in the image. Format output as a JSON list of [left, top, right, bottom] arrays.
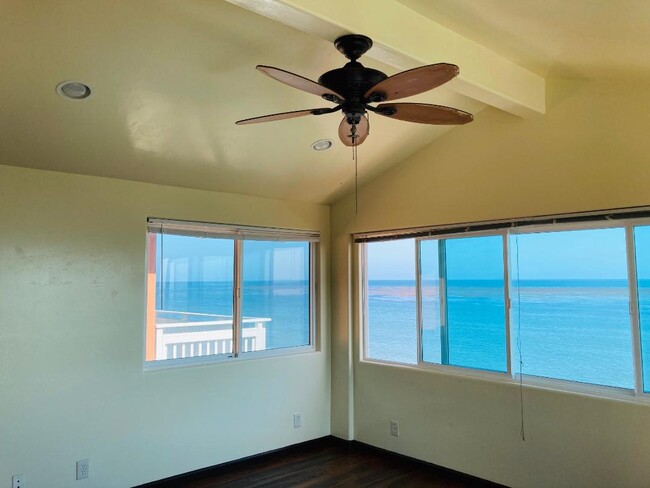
[[155, 311, 270, 360]]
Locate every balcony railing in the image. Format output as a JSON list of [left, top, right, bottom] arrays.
[[154, 311, 270, 360]]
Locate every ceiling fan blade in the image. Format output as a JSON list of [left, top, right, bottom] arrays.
[[257, 65, 344, 102], [338, 115, 369, 147], [364, 63, 459, 102], [236, 108, 330, 125], [375, 103, 473, 125]]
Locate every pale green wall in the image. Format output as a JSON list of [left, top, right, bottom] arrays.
[[0, 165, 331, 488], [330, 79, 650, 487]]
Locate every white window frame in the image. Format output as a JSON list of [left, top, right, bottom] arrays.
[[360, 237, 420, 368], [358, 215, 650, 403], [416, 229, 511, 375], [144, 218, 319, 370]]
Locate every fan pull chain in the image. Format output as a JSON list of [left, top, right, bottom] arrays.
[[353, 115, 368, 215], [354, 140, 358, 214], [349, 122, 359, 214]]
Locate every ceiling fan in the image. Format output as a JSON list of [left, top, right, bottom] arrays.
[[235, 34, 474, 146]]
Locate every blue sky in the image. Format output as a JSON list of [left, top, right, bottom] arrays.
[[367, 227, 630, 280], [635, 226, 650, 280], [155, 235, 308, 282], [156, 226, 642, 282]]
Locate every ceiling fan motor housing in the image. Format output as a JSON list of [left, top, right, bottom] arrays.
[[318, 62, 387, 123], [318, 62, 387, 101]]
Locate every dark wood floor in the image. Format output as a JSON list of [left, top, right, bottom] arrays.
[[138, 436, 503, 488]]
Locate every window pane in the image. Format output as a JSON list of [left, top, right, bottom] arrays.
[[445, 236, 507, 372], [148, 234, 235, 361], [241, 241, 310, 352], [420, 240, 442, 364], [510, 228, 633, 389], [366, 239, 417, 364], [634, 225, 650, 392]]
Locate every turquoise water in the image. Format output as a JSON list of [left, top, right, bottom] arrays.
[[157, 280, 310, 350], [158, 279, 650, 390], [369, 279, 650, 390]]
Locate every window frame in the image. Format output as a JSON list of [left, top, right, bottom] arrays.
[[360, 237, 420, 367], [416, 229, 512, 374], [144, 219, 319, 371], [358, 216, 650, 403]]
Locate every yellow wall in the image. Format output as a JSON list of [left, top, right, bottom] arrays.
[[0, 165, 331, 488], [4, 77, 650, 487], [330, 79, 650, 487]]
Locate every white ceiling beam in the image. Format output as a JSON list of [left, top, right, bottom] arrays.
[[226, 0, 545, 117]]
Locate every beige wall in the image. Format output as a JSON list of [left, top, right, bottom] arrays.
[[0, 165, 331, 488], [330, 79, 650, 487]]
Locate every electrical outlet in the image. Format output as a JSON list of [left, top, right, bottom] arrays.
[[76, 459, 89, 480], [293, 413, 302, 428], [12, 474, 25, 488], [390, 420, 399, 437]]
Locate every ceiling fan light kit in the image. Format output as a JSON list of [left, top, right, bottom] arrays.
[[236, 34, 474, 147]]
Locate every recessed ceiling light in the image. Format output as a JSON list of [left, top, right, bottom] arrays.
[[56, 81, 92, 100], [311, 139, 332, 151]]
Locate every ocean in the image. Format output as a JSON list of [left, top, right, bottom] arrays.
[[158, 279, 649, 390], [369, 279, 650, 390], [157, 280, 310, 350]]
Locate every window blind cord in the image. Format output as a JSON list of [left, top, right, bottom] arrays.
[[515, 233, 526, 441], [160, 229, 165, 311]]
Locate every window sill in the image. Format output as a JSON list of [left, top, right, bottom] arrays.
[[144, 345, 317, 372], [359, 357, 650, 405]]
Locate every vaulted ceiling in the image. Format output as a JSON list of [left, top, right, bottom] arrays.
[[1, 1, 642, 203], [398, 0, 650, 80]]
